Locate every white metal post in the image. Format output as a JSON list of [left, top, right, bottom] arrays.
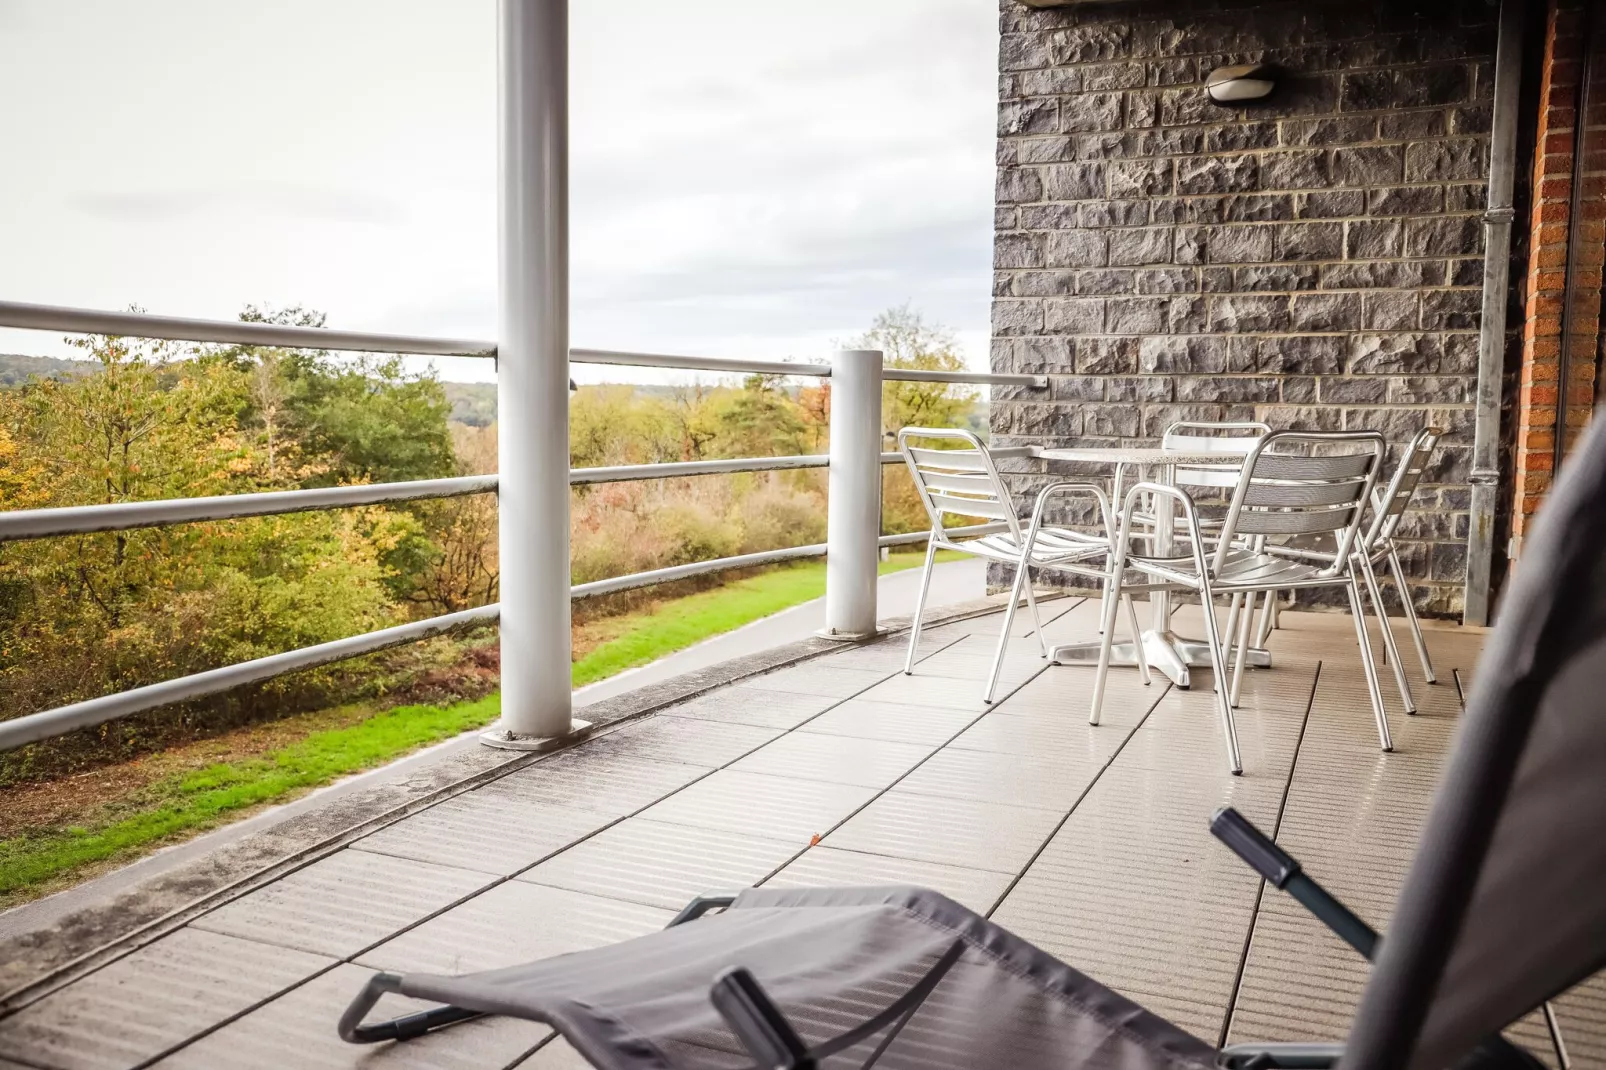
[[821, 349, 884, 640], [485, 0, 582, 747]]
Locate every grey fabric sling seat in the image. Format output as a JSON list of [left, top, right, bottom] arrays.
[[339, 885, 1219, 1070], [340, 415, 1606, 1069]]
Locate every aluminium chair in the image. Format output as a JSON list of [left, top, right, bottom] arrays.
[[1089, 430, 1389, 775], [1250, 427, 1444, 716], [337, 412, 1606, 1069], [897, 428, 1147, 704], [1116, 420, 1271, 640]]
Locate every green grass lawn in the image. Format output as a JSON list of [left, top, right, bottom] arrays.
[[571, 550, 959, 687], [0, 549, 962, 903]]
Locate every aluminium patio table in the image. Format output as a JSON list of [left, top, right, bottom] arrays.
[[1031, 445, 1272, 689]]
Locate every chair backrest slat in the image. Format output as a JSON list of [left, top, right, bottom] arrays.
[[1242, 477, 1371, 509], [1213, 431, 1384, 570], [899, 428, 1020, 539], [1251, 452, 1374, 480], [919, 471, 997, 496], [1163, 421, 1270, 490], [904, 446, 988, 473], [926, 491, 1014, 521], [1364, 427, 1444, 546], [1233, 507, 1358, 535]]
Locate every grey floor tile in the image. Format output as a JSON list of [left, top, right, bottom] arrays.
[[764, 846, 1014, 915], [853, 672, 1003, 712], [1553, 973, 1606, 1068], [903, 648, 1046, 692], [153, 963, 548, 1070], [475, 749, 706, 817], [823, 790, 1063, 875], [740, 663, 892, 699], [728, 731, 933, 787], [659, 685, 840, 730], [635, 769, 880, 844], [358, 882, 670, 976], [1227, 895, 1372, 1045], [586, 714, 782, 768], [191, 849, 491, 958], [895, 745, 1103, 811], [797, 699, 980, 747], [351, 794, 613, 875], [945, 709, 1132, 761], [517, 817, 799, 909], [0, 928, 332, 1070]]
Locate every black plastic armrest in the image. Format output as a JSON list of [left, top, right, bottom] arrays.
[[667, 893, 738, 928], [1219, 1042, 1343, 1068]]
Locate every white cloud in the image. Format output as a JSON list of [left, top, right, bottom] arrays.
[[0, 0, 998, 384]]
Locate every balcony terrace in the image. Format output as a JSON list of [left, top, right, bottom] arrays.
[[4, 593, 1596, 1069]]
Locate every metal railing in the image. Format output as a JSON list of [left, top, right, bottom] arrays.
[[0, 302, 1042, 752], [0, 302, 1047, 388]]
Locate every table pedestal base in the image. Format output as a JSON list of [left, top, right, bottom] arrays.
[[1048, 630, 1271, 689]]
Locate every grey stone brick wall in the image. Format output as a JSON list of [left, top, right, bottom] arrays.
[[989, 0, 1496, 615]]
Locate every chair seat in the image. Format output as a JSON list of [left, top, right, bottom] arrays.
[[944, 527, 1108, 567], [1127, 546, 1343, 590]]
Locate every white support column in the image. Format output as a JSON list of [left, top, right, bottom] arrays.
[[821, 349, 884, 640], [485, 0, 583, 748]]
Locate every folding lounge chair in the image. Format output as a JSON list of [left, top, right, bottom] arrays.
[[340, 417, 1606, 1069]]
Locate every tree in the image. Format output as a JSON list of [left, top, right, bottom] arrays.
[[841, 305, 981, 535], [704, 374, 808, 459], [841, 304, 979, 441]]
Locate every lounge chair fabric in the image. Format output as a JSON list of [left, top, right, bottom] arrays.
[[387, 886, 1217, 1070]]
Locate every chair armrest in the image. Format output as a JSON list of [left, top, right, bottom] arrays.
[[1218, 1043, 1343, 1068], [1027, 481, 1114, 540]]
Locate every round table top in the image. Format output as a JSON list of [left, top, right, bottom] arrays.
[[1033, 446, 1241, 466]]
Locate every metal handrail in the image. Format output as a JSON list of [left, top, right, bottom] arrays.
[[0, 476, 500, 542], [571, 347, 828, 378], [0, 456, 917, 542], [0, 520, 1010, 751], [0, 301, 495, 358], [572, 455, 829, 485], [0, 605, 500, 752], [0, 301, 1046, 388]]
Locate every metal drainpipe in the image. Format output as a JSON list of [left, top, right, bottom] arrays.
[[1463, 0, 1524, 628]]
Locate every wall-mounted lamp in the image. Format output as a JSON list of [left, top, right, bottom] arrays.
[[1206, 64, 1277, 105]]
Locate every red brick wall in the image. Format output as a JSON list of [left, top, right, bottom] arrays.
[[1512, 0, 1601, 546]]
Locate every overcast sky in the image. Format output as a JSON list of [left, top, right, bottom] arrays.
[[0, 0, 999, 384]]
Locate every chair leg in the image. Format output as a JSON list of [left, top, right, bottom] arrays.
[[1196, 583, 1243, 776], [1122, 594, 1151, 686], [1346, 576, 1394, 752], [985, 560, 1031, 704], [903, 539, 939, 676], [1388, 544, 1437, 685], [1021, 567, 1049, 657], [1360, 553, 1415, 714], [1253, 591, 1276, 648], [1088, 568, 1127, 726], [1229, 591, 1255, 709], [1219, 593, 1244, 695]]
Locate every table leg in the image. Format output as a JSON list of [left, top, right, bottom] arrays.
[[1046, 461, 1272, 687]]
